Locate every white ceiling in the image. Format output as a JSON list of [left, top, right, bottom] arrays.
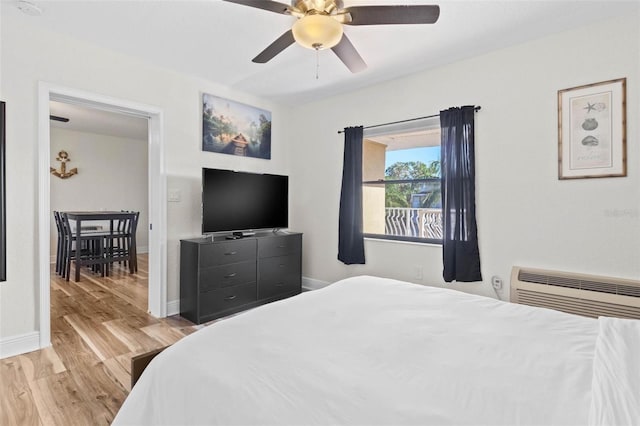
[[50, 101, 149, 140], [7, 0, 638, 107], [368, 127, 441, 151]]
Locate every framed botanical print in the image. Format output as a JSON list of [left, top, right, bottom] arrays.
[[558, 78, 626, 179]]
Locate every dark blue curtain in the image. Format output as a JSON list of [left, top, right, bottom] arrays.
[[440, 106, 482, 282], [338, 126, 365, 265]]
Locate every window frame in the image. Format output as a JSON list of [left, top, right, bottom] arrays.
[[361, 118, 443, 245], [362, 177, 443, 245]]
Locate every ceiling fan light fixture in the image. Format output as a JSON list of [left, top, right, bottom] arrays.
[[292, 14, 343, 50], [16, 0, 42, 16]]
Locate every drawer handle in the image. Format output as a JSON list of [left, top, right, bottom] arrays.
[[275, 282, 285, 287], [224, 295, 237, 301], [279, 264, 286, 268], [224, 272, 237, 278], [224, 251, 238, 256], [277, 245, 286, 248]]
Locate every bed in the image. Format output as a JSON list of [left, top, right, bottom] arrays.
[[113, 275, 640, 425]]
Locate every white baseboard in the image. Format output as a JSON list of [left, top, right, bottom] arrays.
[[0, 331, 41, 359], [302, 276, 331, 291], [167, 299, 180, 316]]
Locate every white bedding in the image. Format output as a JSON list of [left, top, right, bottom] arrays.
[[114, 275, 606, 425], [589, 317, 640, 426]]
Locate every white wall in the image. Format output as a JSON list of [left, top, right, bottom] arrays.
[[49, 127, 149, 257], [289, 12, 640, 299], [0, 14, 292, 340], [1, 2, 638, 349]]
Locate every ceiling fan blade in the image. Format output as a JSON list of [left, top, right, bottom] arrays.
[[50, 115, 69, 123], [222, 0, 290, 15], [331, 34, 367, 73], [343, 5, 440, 25], [252, 30, 296, 63]]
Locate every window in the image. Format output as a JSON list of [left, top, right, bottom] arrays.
[[362, 118, 442, 244]]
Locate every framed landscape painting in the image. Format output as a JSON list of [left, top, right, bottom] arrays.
[[202, 93, 272, 159], [558, 78, 626, 179]]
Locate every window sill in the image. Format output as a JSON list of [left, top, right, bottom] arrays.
[[364, 236, 443, 248]]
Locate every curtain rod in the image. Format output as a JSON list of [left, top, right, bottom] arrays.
[[337, 106, 481, 134]]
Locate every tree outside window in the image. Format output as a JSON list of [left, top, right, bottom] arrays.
[[363, 127, 443, 243]]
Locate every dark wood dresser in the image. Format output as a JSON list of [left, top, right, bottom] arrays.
[[179, 232, 302, 324]]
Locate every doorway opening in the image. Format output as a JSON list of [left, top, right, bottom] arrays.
[[38, 83, 167, 348], [49, 100, 150, 308]]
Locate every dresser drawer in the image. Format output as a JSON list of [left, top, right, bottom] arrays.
[[258, 234, 301, 259], [258, 254, 301, 299], [199, 239, 256, 268], [180, 233, 301, 325], [199, 282, 257, 318], [199, 261, 256, 292]]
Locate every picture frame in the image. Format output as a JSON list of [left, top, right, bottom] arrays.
[[202, 93, 272, 160], [558, 78, 626, 179]]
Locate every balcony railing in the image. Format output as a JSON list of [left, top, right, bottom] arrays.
[[385, 207, 443, 240]]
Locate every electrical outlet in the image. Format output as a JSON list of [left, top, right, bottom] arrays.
[[491, 276, 503, 290]]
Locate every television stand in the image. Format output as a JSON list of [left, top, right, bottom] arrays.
[[179, 232, 302, 324]]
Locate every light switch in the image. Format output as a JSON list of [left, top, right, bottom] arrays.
[[168, 189, 181, 202]]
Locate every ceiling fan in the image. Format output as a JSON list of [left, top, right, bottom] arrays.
[[223, 0, 440, 73], [50, 115, 70, 123]]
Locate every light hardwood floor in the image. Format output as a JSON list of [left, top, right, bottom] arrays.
[[0, 255, 200, 425]]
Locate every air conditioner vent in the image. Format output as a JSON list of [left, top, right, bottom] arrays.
[[512, 267, 640, 319], [517, 271, 548, 285], [618, 285, 640, 298], [517, 270, 638, 298]]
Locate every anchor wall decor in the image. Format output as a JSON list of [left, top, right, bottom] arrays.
[[50, 150, 78, 179]]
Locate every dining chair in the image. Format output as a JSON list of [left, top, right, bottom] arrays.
[[60, 213, 103, 281], [128, 211, 140, 272], [102, 211, 139, 275], [53, 211, 64, 276], [116, 211, 139, 272], [114, 211, 131, 267]]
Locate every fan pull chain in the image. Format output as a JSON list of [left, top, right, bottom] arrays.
[[315, 48, 320, 80]]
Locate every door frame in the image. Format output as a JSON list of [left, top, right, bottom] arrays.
[[37, 82, 167, 348]]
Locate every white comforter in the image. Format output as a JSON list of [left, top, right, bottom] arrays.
[[115, 276, 604, 425], [589, 317, 640, 426]]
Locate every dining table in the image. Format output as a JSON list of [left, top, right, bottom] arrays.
[[63, 211, 137, 282]]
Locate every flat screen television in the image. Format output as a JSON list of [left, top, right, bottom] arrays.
[[202, 168, 288, 234]]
